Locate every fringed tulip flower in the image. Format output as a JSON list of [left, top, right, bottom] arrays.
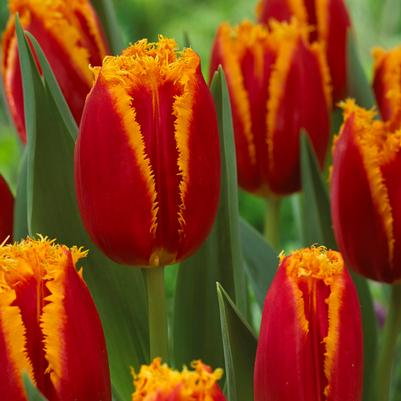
[[331, 99, 401, 283], [210, 20, 330, 195], [0, 237, 111, 401], [0, 175, 14, 244], [2, 0, 108, 142], [373, 46, 401, 122], [75, 38, 221, 267], [254, 247, 363, 401], [257, 0, 351, 101], [131, 358, 226, 401]]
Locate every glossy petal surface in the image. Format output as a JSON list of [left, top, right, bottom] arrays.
[[75, 38, 220, 266], [210, 20, 330, 196], [0, 238, 111, 401], [331, 100, 401, 282], [257, 0, 350, 102], [0, 175, 14, 244], [1, 0, 108, 142], [254, 247, 363, 401]]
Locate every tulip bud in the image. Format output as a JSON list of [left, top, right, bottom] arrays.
[[0, 237, 111, 401], [2, 0, 109, 142], [131, 358, 226, 401], [257, 0, 350, 102], [0, 175, 14, 243], [210, 20, 330, 195], [373, 46, 401, 122], [254, 247, 363, 401], [331, 99, 401, 283], [75, 37, 221, 267]]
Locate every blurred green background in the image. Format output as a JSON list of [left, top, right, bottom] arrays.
[[0, 0, 400, 247]]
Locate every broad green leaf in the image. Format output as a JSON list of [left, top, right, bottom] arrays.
[[300, 132, 336, 248], [91, 0, 125, 54], [14, 150, 29, 240], [25, 32, 77, 140], [240, 217, 277, 308], [173, 68, 248, 368], [23, 375, 48, 401], [217, 283, 257, 401], [346, 29, 375, 109], [298, 131, 378, 401], [16, 20, 148, 401]]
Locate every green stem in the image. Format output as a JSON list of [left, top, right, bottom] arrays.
[[264, 197, 281, 249], [376, 283, 401, 401], [144, 267, 169, 361]]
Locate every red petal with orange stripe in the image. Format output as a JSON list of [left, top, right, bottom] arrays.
[[0, 175, 14, 244], [1, 0, 108, 142], [331, 100, 401, 283], [210, 20, 330, 196], [0, 237, 111, 401], [131, 358, 226, 401], [75, 38, 221, 267], [372, 46, 401, 122], [257, 0, 351, 102], [254, 247, 363, 401]]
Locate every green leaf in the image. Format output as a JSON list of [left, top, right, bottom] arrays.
[[173, 68, 248, 369], [23, 374, 48, 401], [346, 29, 375, 109], [240, 217, 277, 308], [216, 283, 257, 401], [16, 19, 148, 401], [298, 131, 378, 401], [91, 0, 125, 54], [14, 150, 29, 240], [300, 132, 336, 248]]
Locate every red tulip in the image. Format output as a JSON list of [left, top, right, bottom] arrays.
[[254, 247, 363, 401], [75, 37, 221, 267], [0, 175, 14, 243], [2, 0, 109, 142], [257, 0, 351, 102], [131, 358, 226, 401], [373, 46, 401, 122], [210, 20, 330, 195], [0, 237, 111, 401], [331, 99, 401, 283]]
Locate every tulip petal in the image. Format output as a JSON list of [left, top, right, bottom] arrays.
[[0, 288, 33, 401], [41, 251, 111, 401], [331, 100, 400, 282]]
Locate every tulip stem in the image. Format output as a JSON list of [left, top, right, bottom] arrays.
[[376, 283, 401, 401], [264, 197, 281, 249], [144, 267, 169, 361]]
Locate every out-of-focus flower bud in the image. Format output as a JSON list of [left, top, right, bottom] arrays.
[[131, 358, 226, 401], [331, 99, 401, 283], [2, 0, 109, 142], [75, 37, 221, 267], [373, 46, 401, 122], [0, 237, 111, 401], [254, 247, 363, 401], [257, 0, 351, 102], [0, 175, 14, 243], [210, 20, 330, 196]]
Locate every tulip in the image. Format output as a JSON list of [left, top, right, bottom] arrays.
[[2, 0, 109, 142], [257, 0, 351, 102], [75, 37, 221, 267], [210, 20, 330, 196], [0, 175, 14, 243], [131, 358, 226, 401], [331, 99, 401, 283], [373, 46, 401, 122], [254, 246, 363, 401], [0, 237, 111, 401]]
